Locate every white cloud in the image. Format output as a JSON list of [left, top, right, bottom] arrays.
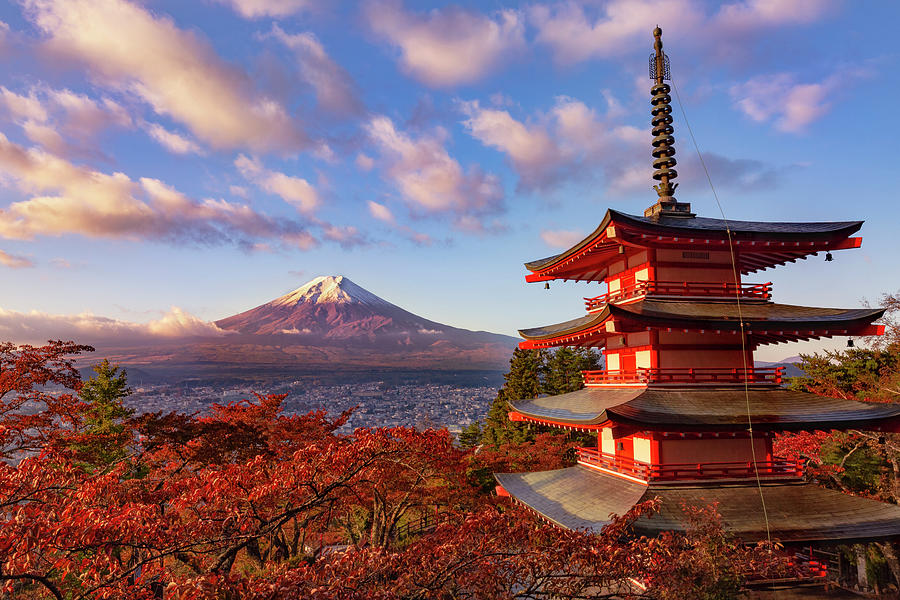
[[45, 88, 132, 135], [356, 153, 375, 171], [461, 97, 644, 190], [529, 0, 835, 65], [367, 200, 395, 224], [235, 154, 320, 214], [144, 122, 204, 155], [0, 305, 228, 346], [730, 70, 866, 133], [540, 229, 585, 249], [0, 133, 316, 249], [365, 115, 504, 226], [529, 0, 702, 64], [0, 86, 133, 155], [23, 0, 305, 152], [460, 100, 565, 189], [0, 249, 34, 268], [215, 0, 313, 18], [0, 87, 48, 122], [271, 25, 363, 116], [461, 95, 780, 194], [366, 0, 524, 87]]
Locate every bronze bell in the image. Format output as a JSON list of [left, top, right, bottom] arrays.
[[847, 339, 854, 347], [825, 252, 833, 262], [544, 282, 550, 290]]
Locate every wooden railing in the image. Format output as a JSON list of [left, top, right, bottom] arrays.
[[582, 366, 784, 386], [576, 448, 802, 482], [584, 280, 772, 310]]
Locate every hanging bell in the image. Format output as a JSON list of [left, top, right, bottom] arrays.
[[847, 338, 854, 348], [544, 282, 550, 290], [825, 252, 833, 262], [618, 245, 626, 255]]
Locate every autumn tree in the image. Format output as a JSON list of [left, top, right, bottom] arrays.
[[0, 340, 800, 599], [0, 340, 94, 460], [775, 291, 900, 589]]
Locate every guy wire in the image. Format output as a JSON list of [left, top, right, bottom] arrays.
[[669, 77, 773, 548]]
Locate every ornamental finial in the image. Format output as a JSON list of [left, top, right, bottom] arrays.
[[644, 27, 693, 219]]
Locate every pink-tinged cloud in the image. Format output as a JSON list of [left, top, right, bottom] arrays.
[[0, 87, 48, 122], [44, 88, 132, 136], [461, 97, 645, 191], [271, 25, 363, 116], [235, 154, 320, 214], [529, 0, 835, 65], [0, 134, 316, 250], [0, 249, 34, 268], [529, 0, 702, 64], [730, 68, 869, 133], [541, 229, 585, 249], [356, 153, 375, 171], [366, 200, 433, 245], [462, 96, 782, 194], [144, 122, 204, 155], [366, 0, 525, 87], [215, 0, 313, 18], [0, 86, 133, 156], [367, 200, 395, 224], [365, 115, 504, 228], [0, 305, 229, 346], [715, 0, 837, 32], [23, 0, 306, 152]]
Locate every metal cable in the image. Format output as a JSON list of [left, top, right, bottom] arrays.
[[669, 78, 774, 548]]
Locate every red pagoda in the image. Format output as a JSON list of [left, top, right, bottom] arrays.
[[494, 27, 900, 545]]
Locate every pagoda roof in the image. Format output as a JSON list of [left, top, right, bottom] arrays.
[[508, 386, 900, 431], [495, 466, 900, 543], [525, 209, 863, 279], [518, 299, 885, 348]]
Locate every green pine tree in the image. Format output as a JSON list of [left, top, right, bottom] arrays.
[[481, 348, 544, 447], [76, 359, 135, 468], [458, 421, 482, 448], [542, 347, 601, 395]]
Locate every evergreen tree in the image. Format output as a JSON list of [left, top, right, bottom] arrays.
[[458, 421, 482, 448], [75, 359, 135, 467], [542, 347, 601, 396], [481, 349, 543, 447]]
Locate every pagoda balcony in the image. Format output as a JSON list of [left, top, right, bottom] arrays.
[[584, 280, 772, 311], [582, 366, 785, 387], [576, 448, 802, 483]]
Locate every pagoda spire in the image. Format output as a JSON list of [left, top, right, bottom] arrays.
[[644, 26, 694, 219]]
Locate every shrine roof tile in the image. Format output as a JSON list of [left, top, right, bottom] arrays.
[[509, 387, 900, 429], [496, 466, 900, 542], [525, 209, 863, 272], [517, 300, 884, 340]]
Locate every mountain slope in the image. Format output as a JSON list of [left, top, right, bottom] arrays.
[[214, 275, 517, 350]]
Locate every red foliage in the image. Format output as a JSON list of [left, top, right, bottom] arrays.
[[0, 341, 801, 599]]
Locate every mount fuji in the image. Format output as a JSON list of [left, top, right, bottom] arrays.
[[215, 275, 475, 343], [102, 275, 517, 378]]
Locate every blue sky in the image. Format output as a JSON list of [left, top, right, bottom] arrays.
[[0, 0, 897, 361]]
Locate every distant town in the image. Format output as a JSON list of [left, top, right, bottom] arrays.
[[127, 381, 497, 436]]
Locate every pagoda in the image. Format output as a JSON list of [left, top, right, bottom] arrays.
[[494, 27, 900, 545]]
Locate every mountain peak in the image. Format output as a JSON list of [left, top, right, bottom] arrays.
[[271, 275, 390, 308]]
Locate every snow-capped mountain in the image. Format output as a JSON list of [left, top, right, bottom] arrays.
[[214, 275, 515, 348], [98, 275, 516, 376]]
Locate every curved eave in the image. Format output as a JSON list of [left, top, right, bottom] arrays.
[[495, 466, 900, 543], [508, 387, 900, 431], [524, 210, 864, 280], [525, 210, 615, 273], [517, 301, 885, 348]]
